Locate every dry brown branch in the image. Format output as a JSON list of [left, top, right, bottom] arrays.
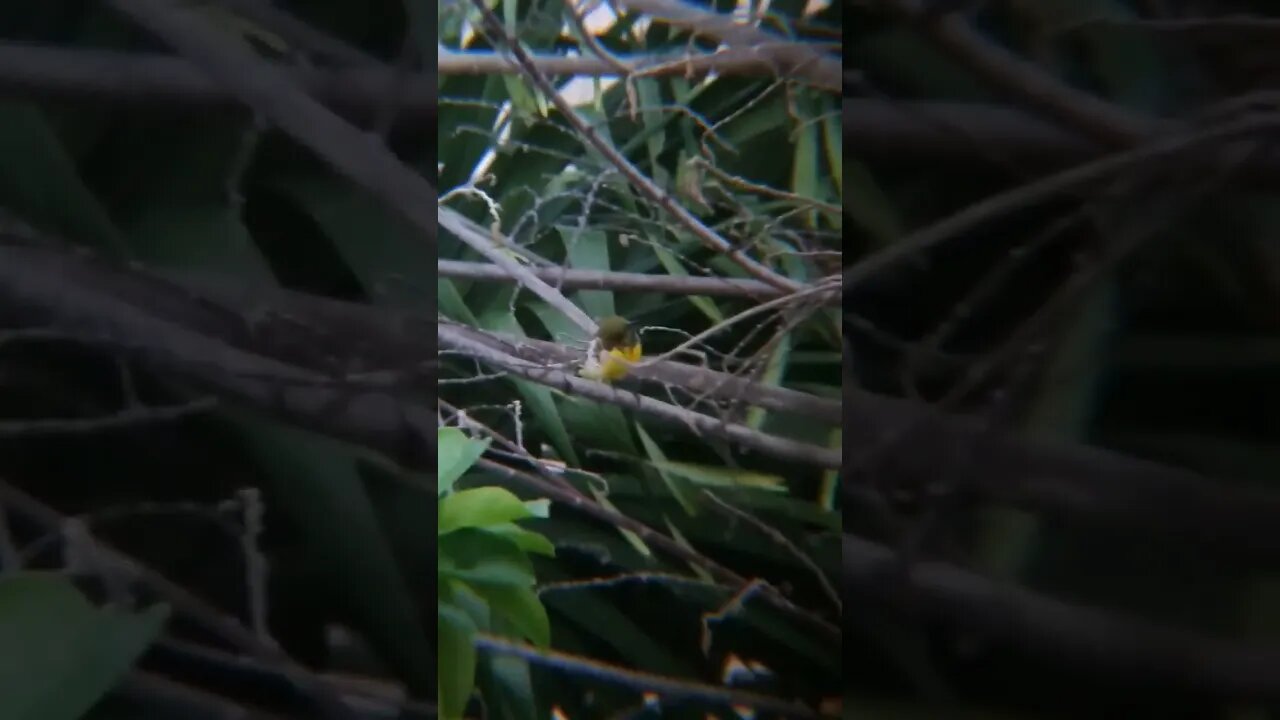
[[613, 0, 840, 93], [438, 322, 841, 469], [442, 322, 838, 423], [438, 258, 837, 303], [475, 632, 824, 717]]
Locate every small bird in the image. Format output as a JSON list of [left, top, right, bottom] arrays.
[[579, 315, 641, 383]]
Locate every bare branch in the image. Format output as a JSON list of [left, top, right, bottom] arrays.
[[613, 0, 840, 93], [441, 45, 828, 78], [475, 632, 822, 717], [438, 258, 837, 303], [439, 322, 841, 469], [439, 205, 596, 336]]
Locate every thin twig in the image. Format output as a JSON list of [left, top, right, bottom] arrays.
[[438, 258, 838, 303], [474, 632, 822, 717]]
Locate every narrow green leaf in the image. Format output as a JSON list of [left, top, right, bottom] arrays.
[[438, 602, 479, 720], [440, 486, 538, 534], [635, 424, 701, 516]]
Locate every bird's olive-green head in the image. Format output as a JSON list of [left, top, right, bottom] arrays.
[[596, 315, 638, 351]]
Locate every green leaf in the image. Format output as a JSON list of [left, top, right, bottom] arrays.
[[478, 654, 537, 720], [0, 102, 125, 255], [439, 528, 537, 588], [440, 486, 539, 534], [439, 427, 491, 495], [652, 458, 787, 493], [746, 332, 791, 430], [438, 600, 479, 720], [477, 584, 551, 647], [439, 278, 481, 324], [663, 515, 714, 584], [541, 580, 697, 676], [820, 98, 843, 198], [559, 227, 615, 320], [635, 424, 700, 516], [108, 119, 272, 278], [267, 173, 434, 309], [484, 522, 558, 556], [0, 572, 167, 720], [586, 484, 653, 559], [652, 240, 724, 323], [790, 101, 822, 227]]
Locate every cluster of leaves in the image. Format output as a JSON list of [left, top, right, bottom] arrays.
[[437, 428, 554, 719]]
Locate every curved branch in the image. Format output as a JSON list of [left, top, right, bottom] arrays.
[[446, 323, 840, 424], [439, 258, 835, 303], [613, 0, 840, 93], [476, 632, 821, 717]]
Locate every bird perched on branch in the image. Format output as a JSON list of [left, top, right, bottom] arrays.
[[579, 315, 641, 384]]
